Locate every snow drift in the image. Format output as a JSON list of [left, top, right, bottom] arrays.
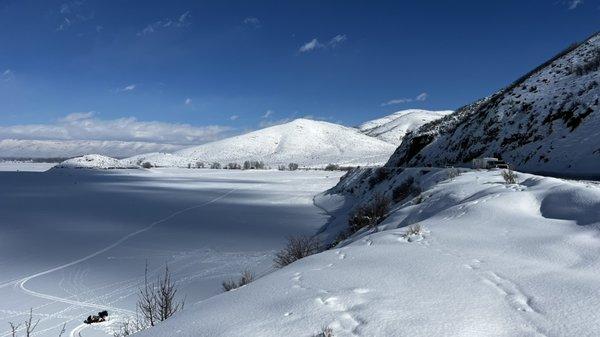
[[134, 166, 600, 337], [388, 32, 600, 177]]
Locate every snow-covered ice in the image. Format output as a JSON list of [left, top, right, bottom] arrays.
[[0, 168, 343, 337]]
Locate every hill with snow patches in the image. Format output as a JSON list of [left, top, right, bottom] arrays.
[[358, 109, 452, 145], [175, 118, 397, 167], [388, 32, 600, 177]]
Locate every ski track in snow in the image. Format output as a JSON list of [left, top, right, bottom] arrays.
[[0, 188, 239, 337]]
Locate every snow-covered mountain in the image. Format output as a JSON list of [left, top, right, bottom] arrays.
[[174, 118, 397, 167], [358, 109, 452, 145], [387, 32, 600, 177]]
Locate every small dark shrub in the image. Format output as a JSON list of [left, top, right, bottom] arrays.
[[141, 162, 153, 169], [222, 270, 254, 292], [288, 162, 299, 171], [210, 162, 221, 169], [313, 326, 334, 337], [348, 194, 390, 233], [274, 236, 321, 268], [368, 167, 389, 187], [278, 165, 287, 171], [196, 162, 204, 168], [392, 177, 413, 202], [227, 163, 242, 169], [574, 48, 600, 76], [501, 169, 518, 184], [324, 164, 340, 171]]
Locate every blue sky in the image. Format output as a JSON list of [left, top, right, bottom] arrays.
[[0, 0, 598, 147]]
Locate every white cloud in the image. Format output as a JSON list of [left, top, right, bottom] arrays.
[[243, 17, 261, 28], [55, 1, 94, 32], [0, 112, 232, 146], [329, 34, 347, 47], [1, 69, 14, 81], [229, 115, 239, 121], [138, 11, 192, 36], [416, 92, 428, 101], [299, 34, 347, 53], [299, 38, 323, 52], [381, 92, 428, 106], [568, 0, 583, 9], [185, 98, 192, 105], [262, 110, 274, 118], [119, 84, 136, 92]]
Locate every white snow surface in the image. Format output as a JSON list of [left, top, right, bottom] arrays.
[[358, 109, 452, 145], [0, 169, 343, 337], [175, 118, 397, 167], [54, 154, 138, 169], [136, 168, 600, 337]]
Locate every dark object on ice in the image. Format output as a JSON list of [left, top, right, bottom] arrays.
[[84, 310, 109, 324]]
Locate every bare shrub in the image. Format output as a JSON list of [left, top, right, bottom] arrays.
[[403, 224, 423, 237], [274, 236, 321, 268], [324, 164, 340, 171], [227, 162, 242, 169], [501, 169, 518, 184], [141, 162, 153, 169], [278, 165, 287, 171], [392, 177, 421, 203], [368, 167, 389, 187], [8, 309, 40, 337], [210, 162, 222, 169], [348, 194, 390, 234], [288, 162, 299, 171], [447, 168, 461, 179], [113, 317, 148, 337], [222, 270, 254, 292], [313, 326, 334, 337], [196, 161, 205, 168], [137, 263, 184, 327]]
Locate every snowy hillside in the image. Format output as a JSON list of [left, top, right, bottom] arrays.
[[135, 167, 600, 337], [175, 118, 397, 167], [359, 109, 452, 145], [388, 32, 600, 177], [54, 154, 138, 169]]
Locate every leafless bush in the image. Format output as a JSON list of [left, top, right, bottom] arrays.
[[210, 162, 221, 169], [288, 162, 299, 171], [313, 326, 334, 337], [222, 270, 254, 292], [227, 162, 242, 169], [113, 317, 148, 337], [137, 263, 184, 327], [8, 309, 40, 337], [141, 162, 153, 169], [274, 236, 321, 268], [403, 224, 423, 237], [348, 194, 390, 233], [447, 168, 461, 179], [501, 169, 518, 184], [196, 161, 205, 168], [324, 164, 340, 171], [392, 177, 421, 203]]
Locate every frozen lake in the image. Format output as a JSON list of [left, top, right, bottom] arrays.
[[0, 168, 343, 337]]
